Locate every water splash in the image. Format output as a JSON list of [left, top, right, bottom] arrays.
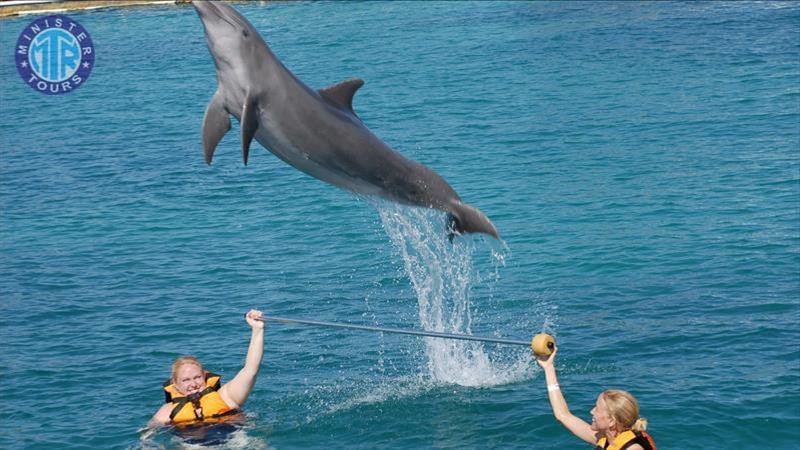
[[377, 203, 535, 387], [136, 414, 271, 450]]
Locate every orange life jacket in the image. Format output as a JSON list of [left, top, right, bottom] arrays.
[[162, 372, 238, 424], [595, 430, 657, 450]]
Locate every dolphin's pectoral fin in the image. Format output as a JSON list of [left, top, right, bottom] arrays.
[[202, 90, 231, 165], [318, 78, 365, 115], [241, 93, 259, 165]]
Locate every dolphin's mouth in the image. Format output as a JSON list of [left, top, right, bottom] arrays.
[[195, 1, 247, 31]]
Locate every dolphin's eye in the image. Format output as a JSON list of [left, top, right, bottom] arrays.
[[242, 29, 249, 38]]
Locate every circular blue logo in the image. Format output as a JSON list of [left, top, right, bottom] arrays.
[[15, 15, 95, 95]]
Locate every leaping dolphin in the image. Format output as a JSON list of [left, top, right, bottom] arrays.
[[193, 1, 499, 239]]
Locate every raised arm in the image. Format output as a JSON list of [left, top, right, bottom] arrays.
[[219, 309, 265, 408], [536, 348, 596, 444]]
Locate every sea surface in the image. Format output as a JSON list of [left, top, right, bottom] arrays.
[[1, 1, 798, 449]]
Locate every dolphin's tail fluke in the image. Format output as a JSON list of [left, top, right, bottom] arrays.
[[447, 201, 499, 239]]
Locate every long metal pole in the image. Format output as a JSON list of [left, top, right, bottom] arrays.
[[254, 315, 531, 347]]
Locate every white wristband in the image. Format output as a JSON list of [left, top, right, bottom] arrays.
[[547, 384, 560, 392]]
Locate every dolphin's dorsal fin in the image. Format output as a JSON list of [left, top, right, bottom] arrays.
[[318, 78, 364, 115]]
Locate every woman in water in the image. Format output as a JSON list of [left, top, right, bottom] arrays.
[[536, 347, 657, 450], [149, 309, 265, 427]]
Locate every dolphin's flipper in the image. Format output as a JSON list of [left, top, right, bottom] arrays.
[[241, 93, 259, 165], [318, 78, 364, 115], [202, 90, 231, 165]]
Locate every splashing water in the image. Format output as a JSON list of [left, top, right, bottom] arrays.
[[137, 415, 270, 450], [377, 204, 535, 387]]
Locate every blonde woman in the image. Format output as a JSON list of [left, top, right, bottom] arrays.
[[149, 309, 265, 427], [536, 347, 657, 450]]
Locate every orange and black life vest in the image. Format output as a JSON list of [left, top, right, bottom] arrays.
[[595, 430, 657, 450], [162, 372, 239, 424]]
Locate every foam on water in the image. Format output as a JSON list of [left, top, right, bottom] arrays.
[[138, 422, 270, 450], [378, 203, 536, 387], [302, 374, 433, 422]]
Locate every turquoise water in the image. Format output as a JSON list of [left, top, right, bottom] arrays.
[[1, 1, 798, 448]]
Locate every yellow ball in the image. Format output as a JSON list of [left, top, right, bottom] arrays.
[[531, 333, 555, 358]]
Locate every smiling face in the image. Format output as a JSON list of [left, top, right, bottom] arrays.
[[590, 393, 616, 433], [173, 363, 206, 396]]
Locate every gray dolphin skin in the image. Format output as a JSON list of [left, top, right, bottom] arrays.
[[194, 1, 499, 239]]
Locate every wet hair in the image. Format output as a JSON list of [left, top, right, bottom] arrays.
[[602, 390, 648, 432], [171, 356, 204, 384]]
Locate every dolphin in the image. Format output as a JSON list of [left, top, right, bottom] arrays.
[[193, 1, 499, 239]]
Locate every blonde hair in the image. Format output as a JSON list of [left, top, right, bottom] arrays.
[[602, 390, 648, 432], [171, 356, 204, 384]]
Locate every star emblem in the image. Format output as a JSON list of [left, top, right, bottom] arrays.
[[82, 61, 91, 69], [20, 61, 28, 68]]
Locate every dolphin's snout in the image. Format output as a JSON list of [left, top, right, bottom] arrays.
[[193, 1, 228, 28], [193, 0, 246, 31], [192, 0, 214, 18], [193, 0, 218, 31]]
